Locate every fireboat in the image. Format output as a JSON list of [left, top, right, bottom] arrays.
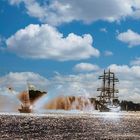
[[18, 91, 32, 113], [18, 84, 47, 113]]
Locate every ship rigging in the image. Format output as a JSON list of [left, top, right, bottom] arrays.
[[97, 69, 120, 112]]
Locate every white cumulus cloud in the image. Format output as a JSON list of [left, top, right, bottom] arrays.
[[0, 72, 49, 91], [74, 63, 100, 72], [130, 57, 140, 66], [117, 29, 140, 47], [6, 24, 100, 61], [8, 0, 140, 25], [108, 64, 140, 103], [49, 72, 101, 98]]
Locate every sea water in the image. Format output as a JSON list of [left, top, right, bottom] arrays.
[[0, 111, 140, 140]]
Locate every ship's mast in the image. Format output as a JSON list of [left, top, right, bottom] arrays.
[[22, 92, 30, 108], [20, 82, 30, 108], [97, 70, 119, 105]]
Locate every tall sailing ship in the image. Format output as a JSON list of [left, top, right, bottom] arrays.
[[97, 70, 120, 112]]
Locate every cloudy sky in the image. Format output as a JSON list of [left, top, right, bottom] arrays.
[[0, 0, 140, 104]]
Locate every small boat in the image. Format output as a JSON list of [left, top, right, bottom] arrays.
[[18, 91, 32, 113], [18, 83, 47, 113], [18, 105, 32, 113]]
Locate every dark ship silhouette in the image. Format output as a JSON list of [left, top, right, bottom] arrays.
[[28, 86, 47, 104], [18, 84, 47, 113], [97, 70, 120, 112]]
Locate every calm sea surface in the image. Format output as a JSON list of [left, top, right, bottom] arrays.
[[0, 111, 140, 140]]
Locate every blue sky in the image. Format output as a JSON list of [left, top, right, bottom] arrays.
[[1, 0, 140, 103], [0, 0, 140, 77]]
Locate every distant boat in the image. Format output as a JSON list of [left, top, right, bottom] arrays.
[[18, 83, 47, 113], [97, 70, 120, 112]]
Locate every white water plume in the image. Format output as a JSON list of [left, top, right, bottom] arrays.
[[34, 84, 95, 112], [0, 88, 20, 112]]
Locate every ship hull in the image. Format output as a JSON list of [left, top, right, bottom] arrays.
[[18, 108, 32, 113], [98, 104, 120, 112], [107, 105, 120, 112], [18, 109, 32, 113], [98, 105, 110, 112]]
